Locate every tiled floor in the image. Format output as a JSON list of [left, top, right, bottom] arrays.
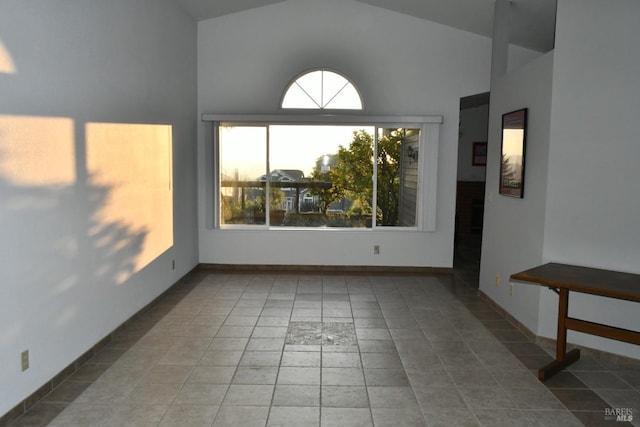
[[9, 262, 640, 426]]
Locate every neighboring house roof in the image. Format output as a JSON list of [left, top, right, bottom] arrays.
[[279, 169, 305, 181], [258, 169, 305, 182]]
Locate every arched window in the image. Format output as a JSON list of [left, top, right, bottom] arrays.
[[281, 69, 363, 110], [205, 68, 444, 233]]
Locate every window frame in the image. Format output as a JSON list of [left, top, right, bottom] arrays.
[[204, 114, 442, 232], [280, 68, 364, 111]]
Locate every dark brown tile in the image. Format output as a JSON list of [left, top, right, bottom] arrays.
[[515, 353, 554, 370], [566, 356, 605, 372], [142, 303, 176, 319], [551, 388, 610, 411], [472, 310, 505, 321], [503, 342, 550, 356], [491, 329, 531, 343], [68, 363, 110, 381], [108, 333, 141, 349], [90, 346, 127, 364], [0, 403, 24, 427], [9, 402, 66, 427], [43, 381, 92, 403], [50, 364, 76, 388], [595, 389, 640, 413], [604, 357, 640, 371], [23, 384, 53, 411], [118, 320, 156, 337], [72, 347, 98, 369], [613, 370, 640, 389], [543, 371, 589, 389], [481, 319, 518, 331], [461, 301, 490, 312], [574, 371, 632, 390]]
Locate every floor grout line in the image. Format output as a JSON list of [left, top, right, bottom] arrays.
[[8, 268, 640, 426]]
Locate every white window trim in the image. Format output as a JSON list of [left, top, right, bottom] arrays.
[[202, 114, 442, 125], [203, 114, 442, 232], [280, 68, 364, 111]]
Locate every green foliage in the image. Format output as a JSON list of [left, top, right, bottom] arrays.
[[310, 129, 404, 225], [376, 129, 403, 225], [310, 153, 342, 213], [267, 187, 285, 210], [250, 186, 286, 212], [334, 130, 375, 214], [222, 186, 284, 225]]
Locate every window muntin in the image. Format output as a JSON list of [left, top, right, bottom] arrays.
[[217, 123, 420, 229], [281, 70, 363, 110]]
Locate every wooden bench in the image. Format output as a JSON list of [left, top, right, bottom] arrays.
[[510, 263, 640, 381]]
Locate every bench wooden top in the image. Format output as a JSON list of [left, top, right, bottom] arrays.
[[510, 263, 640, 303]]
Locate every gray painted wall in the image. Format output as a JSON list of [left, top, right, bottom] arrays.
[[0, 0, 198, 414], [539, 0, 640, 359], [480, 51, 554, 333], [482, 0, 640, 360], [196, 0, 495, 267]]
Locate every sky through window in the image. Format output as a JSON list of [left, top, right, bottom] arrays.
[[281, 70, 363, 110]]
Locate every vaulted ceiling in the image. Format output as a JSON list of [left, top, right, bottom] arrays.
[[174, 0, 557, 52]]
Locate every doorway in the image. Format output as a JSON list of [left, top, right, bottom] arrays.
[[454, 92, 489, 288]]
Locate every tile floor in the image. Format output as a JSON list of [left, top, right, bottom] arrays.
[[8, 266, 640, 426]]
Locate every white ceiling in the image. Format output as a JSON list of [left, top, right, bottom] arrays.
[[174, 0, 557, 52]]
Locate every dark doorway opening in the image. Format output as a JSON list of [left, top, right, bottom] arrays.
[[454, 92, 489, 288]]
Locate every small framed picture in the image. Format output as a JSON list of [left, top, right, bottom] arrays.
[[472, 142, 487, 166], [499, 108, 527, 198]]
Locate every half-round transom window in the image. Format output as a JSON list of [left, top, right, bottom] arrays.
[[281, 69, 363, 110]]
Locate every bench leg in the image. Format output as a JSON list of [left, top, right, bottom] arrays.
[[538, 288, 581, 381], [538, 348, 581, 381]]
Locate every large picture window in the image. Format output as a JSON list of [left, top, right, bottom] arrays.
[[216, 121, 428, 229]]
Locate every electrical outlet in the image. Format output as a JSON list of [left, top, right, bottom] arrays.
[[21, 350, 29, 372], [373, 245, 380, 255], [510, 283, 514, 296], [495, 275, 500, 286]]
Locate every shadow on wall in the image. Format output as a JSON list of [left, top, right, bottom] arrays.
[[0, 114, 173, 377]]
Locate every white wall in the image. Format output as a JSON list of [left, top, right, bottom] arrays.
[[508, 44, 546, 74], [457, 104, 489, 182], [0, 0, 198, 415], [479, 51, 554, 333], [538, 0, 640, 358], [482, 0, 640, 360], [197, 0, 492, 267]]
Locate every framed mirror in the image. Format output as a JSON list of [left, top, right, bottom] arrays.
[[499, 108, 527, 198]]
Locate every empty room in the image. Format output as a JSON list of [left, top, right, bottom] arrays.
[[1, 0, 639, 425]]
